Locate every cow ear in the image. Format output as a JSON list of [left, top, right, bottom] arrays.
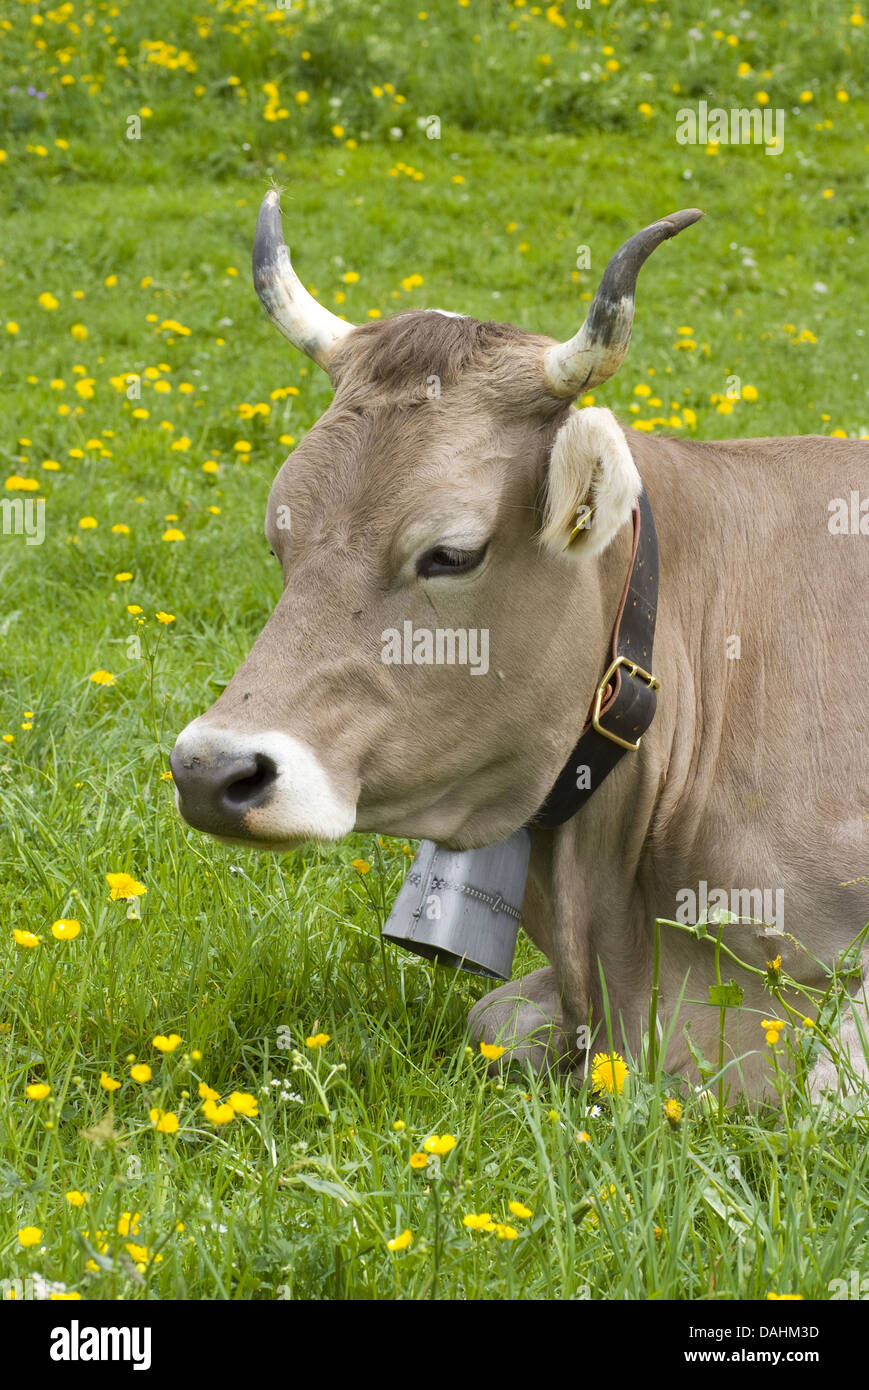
[[539, 406, 641, 558]]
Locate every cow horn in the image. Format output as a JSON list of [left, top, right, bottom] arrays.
[[252, 189, 354, 370], [543, 208, 703, 398]]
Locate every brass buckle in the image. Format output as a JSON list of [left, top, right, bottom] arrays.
[[591, 655, 660, 752]]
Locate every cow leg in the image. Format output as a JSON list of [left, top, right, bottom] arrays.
[[467, 966, 568, 1074]]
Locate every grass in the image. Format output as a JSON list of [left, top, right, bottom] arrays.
[[1, 0, 868, 1301]]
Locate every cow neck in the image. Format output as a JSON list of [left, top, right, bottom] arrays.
[[530, 487, 660, 829]]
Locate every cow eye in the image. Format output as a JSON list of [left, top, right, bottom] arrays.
[[417, 541, 488, 578]]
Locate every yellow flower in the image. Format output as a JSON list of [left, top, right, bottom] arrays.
[[202, 1098, 235, 1124], [351, 858, 370, 874], [741, 384, 759, 402], [38, 292, 59, 310], [423, 1134, 456, 1155], [152, 1033, 182, 1053], [78, 516, 98, 529], [767, 1292, 803, 1300], [479, 1042, 506, 1060], [130, 1064, 152, 1083], [386, 1229, 413, 1252], [161, 528, 185, 542], [127, 605, 143, 615], [508, 1201, 533, 1219], [664, 1097, 683, 1126], [65, 1190, 88, 1207], [155, 611, 176, 626], [198, 1082, 220, 1101], [392, 1119, 406, 1131], [17, 1227, 42, 1248], [26, 1083, 51, 1100], [89, 670, 115, 686], [462, 1212, 496, 1231], [117, 1211, 140, 1236], [227, 1091, 258, 1117], [51, 919, 81, 940], [590, 1051, 629, 1095], [409, 1152, 428, 1169], [305, 1032, 330, 1048], [106, 872, 146, 899], [71, 323, 88, 340], [99, 1072, 121, 1091], [494, 1223, 518, 1239], [50, 1291, 82, 1300], [149, 1108, 179, 1133], [13, 929, 41, 948]]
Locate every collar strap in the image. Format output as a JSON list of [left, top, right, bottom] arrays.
[[531, 487, 660, 829]]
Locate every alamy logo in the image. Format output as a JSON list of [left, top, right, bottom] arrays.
[[50, 1320, 151, 1370], [828, 492, 869, 535], [381, 621, 489, 675], [676, 100, 784, 156], [0, 496, 45, 546], [675, 880, 784, 933]]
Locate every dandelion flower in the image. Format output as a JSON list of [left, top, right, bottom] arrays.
[[590, 1051, 629, 1095], [130, 1064, 152, 1084], [18, 1227, 42, 1248], [106, 872, 146, 899], [480, 1042, 506, 1060], [664, 1097, 683, 1126], [26, 1083, 51, 1100]]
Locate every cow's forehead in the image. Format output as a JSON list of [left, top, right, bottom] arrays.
[[265, 391, 522, 547]]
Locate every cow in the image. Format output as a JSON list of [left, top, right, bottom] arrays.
[[170, 189, 869, 1102]]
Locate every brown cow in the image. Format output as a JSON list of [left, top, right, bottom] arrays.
[[171, 191, 869, 1100]]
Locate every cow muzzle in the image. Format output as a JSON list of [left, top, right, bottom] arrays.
[[169, 723, 356, 847]]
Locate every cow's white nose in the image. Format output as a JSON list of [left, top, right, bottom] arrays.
[[169, 724, 356, 846]]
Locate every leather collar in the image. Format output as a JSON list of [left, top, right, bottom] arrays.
[[531, 487, 660, 829]]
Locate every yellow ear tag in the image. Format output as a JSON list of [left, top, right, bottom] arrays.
[[563, 504, 595, 551]]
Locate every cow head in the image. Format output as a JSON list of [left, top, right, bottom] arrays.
[[170, 192, 700, 850]]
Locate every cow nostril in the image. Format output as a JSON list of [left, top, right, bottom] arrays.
[[222, 753, 278, 809]]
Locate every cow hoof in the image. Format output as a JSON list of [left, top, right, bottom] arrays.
[[467, 966, 568, 1074]]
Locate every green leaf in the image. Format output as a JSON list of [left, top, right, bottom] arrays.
[[708, 981, 744, 1008]]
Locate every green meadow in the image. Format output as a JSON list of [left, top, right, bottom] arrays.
[[0, 0, 867, 1300]]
